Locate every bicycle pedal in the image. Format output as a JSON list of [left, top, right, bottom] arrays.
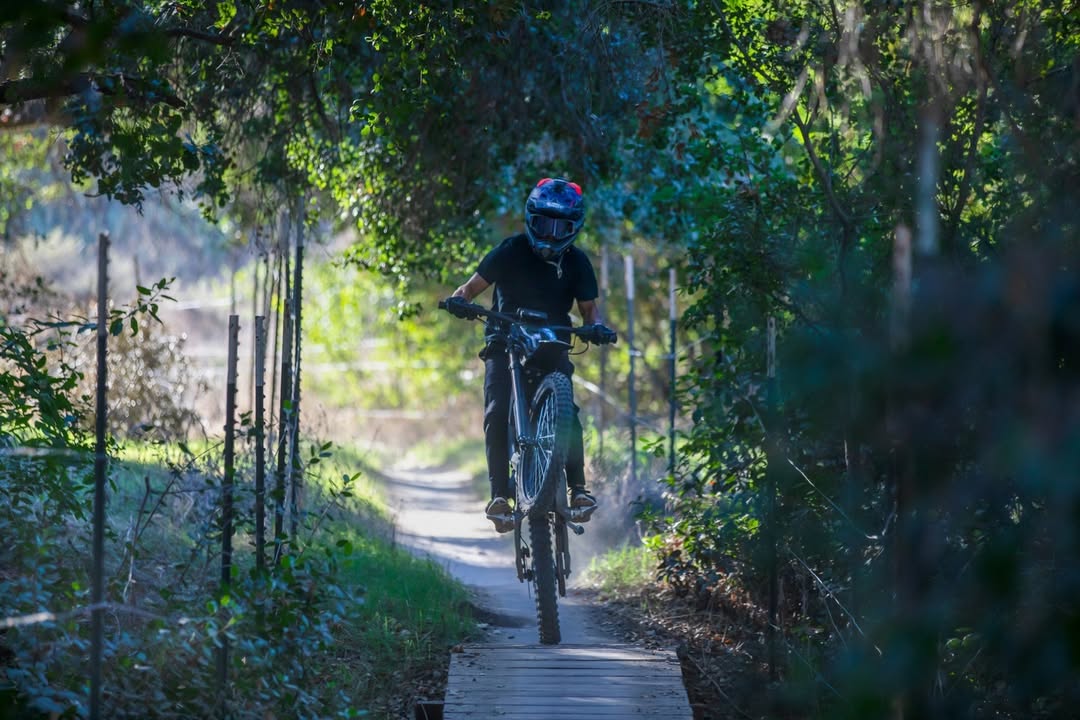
[[485, 512, 515, 533], [569, 505, 598, 522]]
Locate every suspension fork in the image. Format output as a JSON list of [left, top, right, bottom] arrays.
[[507, 351, 532, 448], [509, 350, 534, 584]]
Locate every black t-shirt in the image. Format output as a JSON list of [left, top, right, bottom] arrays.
[[477, 234, 599, 330]]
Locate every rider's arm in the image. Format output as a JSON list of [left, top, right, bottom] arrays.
[[578, 299, 603, 325], [452, 273, 491, 301]]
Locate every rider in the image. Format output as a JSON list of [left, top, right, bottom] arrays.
[[444, 177, 617, 533]]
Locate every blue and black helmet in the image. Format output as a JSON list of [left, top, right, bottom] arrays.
[[524, 177, 585, 260]]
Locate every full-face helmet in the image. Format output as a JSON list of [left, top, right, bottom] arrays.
[[524, 177, 585, 260]]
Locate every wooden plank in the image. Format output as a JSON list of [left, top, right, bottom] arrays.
[[446, 677, 681, 688], [447, 696, 689, 704], [449, 690, 691, 699], [448, 662, 680, 679], [453, 656, 678, 669], [454, 644, 674, 661], [446, 700, 692, 708], [443, 644, 693, 720], [450, 665, 677, 676], [445, 701, 690, 710], [443, 709, 689, 718], [447, 695, 691, 703], [453, 660, 678, 664], [446, 677, 686, 690]]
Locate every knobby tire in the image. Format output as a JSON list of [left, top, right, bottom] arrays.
[[522, 372, 574, 645], [529, 514, 560, 644]]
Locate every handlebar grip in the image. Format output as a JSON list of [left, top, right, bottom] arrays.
[[438, 299, 448, 310]]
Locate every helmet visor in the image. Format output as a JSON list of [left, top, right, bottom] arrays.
[[527, 214, 578, 241]]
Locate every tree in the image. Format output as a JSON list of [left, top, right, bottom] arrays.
[[2, 1, 685, 272], [648, 1, 1080, 717]]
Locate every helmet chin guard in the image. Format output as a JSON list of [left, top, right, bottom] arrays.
[[525, 177, 585, 259]]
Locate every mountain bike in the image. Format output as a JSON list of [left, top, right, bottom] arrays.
[[439, 299, 615, 644]]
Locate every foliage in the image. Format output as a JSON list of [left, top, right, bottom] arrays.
[[5, 0, 1080, 718], [0, 256, 472, 716], [2, 1, 685, 277], [584, 541, 658, 601], [0, 456, 93, 717], [635, 1, 1080, 718], [0, 265, 95, 541], [1, 431, 472, 719], [1, 271, 186, 433], [302, 259, 478, 410], [0, 131, 63, 240], [74, 290, 209, 440]]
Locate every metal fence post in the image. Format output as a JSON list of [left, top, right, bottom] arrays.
[[766, 315, 779, 680], [599, 243, 609, 462], [287, 209, 305, 542], [254, 315, 267, 572], [624, 254, 637, 488], [90, 232, 109, 720], [668, 267, 677, 479], [274, 251, 293, 566], [218, 315, 240, 708]]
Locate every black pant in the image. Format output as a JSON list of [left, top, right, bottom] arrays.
[[483, 349, 586, 500]]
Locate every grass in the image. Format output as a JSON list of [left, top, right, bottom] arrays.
[[46, 436, 476, 718], [324, 527, 474, 713], [582, 540, 658, 600]]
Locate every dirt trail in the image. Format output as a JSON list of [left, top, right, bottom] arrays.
[[383, 463, 615, 644]]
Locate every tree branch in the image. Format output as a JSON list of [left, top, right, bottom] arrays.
[[164, 26, 235, 46], [104, 75, 187, 109], [0, 76, 90, 105], [62, 9, 235, 46], [0, 74, 185, 110], [791, 107, 853, 231], [307, 70, 340, 143]]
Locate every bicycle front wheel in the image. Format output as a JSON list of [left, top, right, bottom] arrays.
[[517, 372, 574, 517]]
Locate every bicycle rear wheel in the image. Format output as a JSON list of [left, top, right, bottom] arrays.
[[517, 372, 574, 517]]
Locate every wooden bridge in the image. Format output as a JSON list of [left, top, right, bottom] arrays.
[[427, 643, 695, 719]]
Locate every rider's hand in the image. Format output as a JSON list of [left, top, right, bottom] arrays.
[[580, 323, 617, 345], [443, 295, 479, 320]]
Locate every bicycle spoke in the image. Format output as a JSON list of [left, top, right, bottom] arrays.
[[519, 374, 571, 522], [536, 395, 555, 480], [525, 447, 540, 496], [537, 448, 551, 481]]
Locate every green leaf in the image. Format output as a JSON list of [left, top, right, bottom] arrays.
[[215, 1, 237, 29]]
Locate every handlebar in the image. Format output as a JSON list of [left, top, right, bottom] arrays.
[[439, 298, 555, 328], [438, 298, 617, 344]]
